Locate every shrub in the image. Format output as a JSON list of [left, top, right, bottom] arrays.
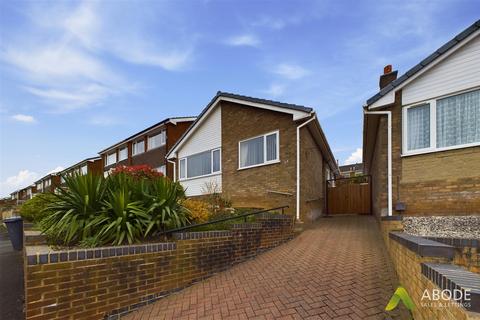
[[40, 171, 189, 246], [20, 193, 57, 223], [182, 199, 210, 223]]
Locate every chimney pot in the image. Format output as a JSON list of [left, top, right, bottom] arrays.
[[384, 65, 393, 74]]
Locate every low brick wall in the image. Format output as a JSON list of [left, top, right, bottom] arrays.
[[385, 233, 479, 319], [24, 214, 293, 319], [428, 237, 480, 274]]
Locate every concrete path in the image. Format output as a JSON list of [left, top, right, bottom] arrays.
[[125, 215, 409, 320]]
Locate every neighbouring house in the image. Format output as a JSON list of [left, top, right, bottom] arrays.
[[167, 92, 338, 222], [59, 156, 102, 183], [98, 117, 196, 179], [339, 163, 364, 177], [34, 173, 62, 194], [363, 20, 480, 217], [10, 184, 37, 204]]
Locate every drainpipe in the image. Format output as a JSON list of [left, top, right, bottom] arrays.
[[364, 110, 392, 216], [167, 159, 177, 182], [296, 114, 317, 221]]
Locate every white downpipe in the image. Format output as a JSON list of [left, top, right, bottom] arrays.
[[296, 115, 317, 221], [364, 110, 392, 216], [167, 159, 177, 182]]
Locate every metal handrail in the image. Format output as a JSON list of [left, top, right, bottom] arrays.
[[158, 205, 289, 236]]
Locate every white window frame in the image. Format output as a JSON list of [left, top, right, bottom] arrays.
[[156, 165, 166, 175], [132, 139, 145, 156], [105, 151, 117, 166], [238, 130, 280, 170], [402, 87, 480, 157], [178, 148, 222, 181], [118, 146, 128, 161], [147, 131, 166, 151]]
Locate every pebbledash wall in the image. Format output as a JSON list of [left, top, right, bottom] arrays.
[[24, 214, 293, 320]]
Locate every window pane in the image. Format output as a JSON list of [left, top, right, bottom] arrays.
[[187, 151, 211, 178], [266, 133, 277, 161], [212, 149, 220, 172], [157, 165, 166, 175], [81, 165, 87, 175], [407, 104, 430, 150], [240, 136, 264, 167], [437, 90, 480, 148], [134, 141, 145, 155], [179, 159, 186, 179], [148, 131, 165, 150], [119, 147, 128, 161], [107, 152, 117, 165]]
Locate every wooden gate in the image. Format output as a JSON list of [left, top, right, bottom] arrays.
[[326, 175, 371, 215]]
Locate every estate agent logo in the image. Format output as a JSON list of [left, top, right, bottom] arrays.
[[385, 286, 415, 312]]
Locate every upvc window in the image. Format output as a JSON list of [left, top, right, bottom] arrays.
[[45, 179, 51, 187], [132, 140, 145, 155], [403, 89, 480, 155], [81, 165, 88, 175], [118, 147, 128, 161], [36, 183, 43, 190], [156, 165, 166, 175], [239, 131, 279, 169], [106, 152, 117, 166], [148, 131, 166, 150], [179, 148, 221, 180]]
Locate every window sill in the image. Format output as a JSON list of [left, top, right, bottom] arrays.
[[178, 172, 221, 182], [238, 159, 281, 171], [401, 142, 480, 157]]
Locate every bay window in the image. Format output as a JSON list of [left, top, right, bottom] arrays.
[[179, 148, 221, 180], [132, 140, 145, 155], [403, 89, 480, 155], [239, 131, 279, 169]]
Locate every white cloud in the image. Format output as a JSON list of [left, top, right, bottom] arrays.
[[46, 166, 64, 175], [226, 34, 260, 47], [263, 83, 286, 97], [11, 114, 36, 123], [344, 148, 362, 165], [273, 63, 310, 80], [0, 170, 39, 197]]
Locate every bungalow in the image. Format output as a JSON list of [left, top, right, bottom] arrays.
[[60, 156, 102, 182], [363, 20, 480, 217], [167, 92, 338, 222], [98, 117, 196, 179]]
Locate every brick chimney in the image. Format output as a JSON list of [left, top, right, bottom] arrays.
[[379, 65, 398, 89]]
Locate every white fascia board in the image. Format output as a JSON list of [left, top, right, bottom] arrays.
[[167, 96, 312, 158], [368, 30, 480, 111], [169, 117, 197, 125]]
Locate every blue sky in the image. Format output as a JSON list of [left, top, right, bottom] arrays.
[[0, 0, 478, 196]]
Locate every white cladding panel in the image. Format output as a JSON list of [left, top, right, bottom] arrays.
[[403, 33, 480, 105], [178, 107, 221, 158], [177, 106, 222, 197], [182, 174, 222, 197]]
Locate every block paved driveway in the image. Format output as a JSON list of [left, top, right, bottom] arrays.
[[125, 215, 409, 320]]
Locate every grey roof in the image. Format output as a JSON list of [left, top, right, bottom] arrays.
[[366, 19, 480, 106], [60, 156, 102, 174], [167, 91, 313, 157]]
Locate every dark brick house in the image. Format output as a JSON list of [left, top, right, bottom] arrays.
[[59, 156, 103, 182], [339, 163, 364, 177], [34, 172, 62, 194], [98, 117, 195, 179], [167, 92, 338, 222], [363, 20, 480, 217]]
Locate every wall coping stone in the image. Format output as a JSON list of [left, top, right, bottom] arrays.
[[421, 263, 480, 313], [389, 231, 454, 258], [173, 230, 231, 240], [232, 223, 262, 229], [381, 215, 403, 221], [25, 241, 176, 265], [426, 237, 480, 249]]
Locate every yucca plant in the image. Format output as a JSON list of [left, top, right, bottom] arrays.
[[41, 173, 107, 245]]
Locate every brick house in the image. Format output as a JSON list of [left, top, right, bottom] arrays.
[[59, 156, 103, 182], [98, 117, 196, 179], [167, 92, 338, 222], [339, 163, 363, 177], [9, 184, 37, 204], [34, 173, 62, 194], [363, 20, 480, 217]]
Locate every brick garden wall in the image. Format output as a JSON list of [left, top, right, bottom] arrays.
[[24, 214, 293, 320]]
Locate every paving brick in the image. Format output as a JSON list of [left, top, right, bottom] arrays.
[[125, 216, 410, 319]]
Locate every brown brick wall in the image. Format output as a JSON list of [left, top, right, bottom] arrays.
[[24, 215, 293, 319], [220, 101, 297, 216], [87, 159, 103, 175], [367, 90, 480, 216]]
